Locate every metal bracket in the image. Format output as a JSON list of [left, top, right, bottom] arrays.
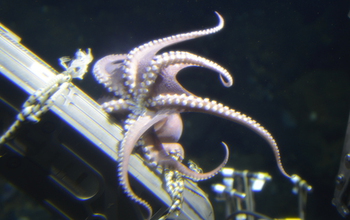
[[333, 111, 350, 218]]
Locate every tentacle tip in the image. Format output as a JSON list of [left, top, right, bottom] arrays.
[[214, 11, 224, 28], [144, 206, 153, 220], [219, 74, 233, 87], [223, 80, 233, 88], [290, 174, 301, 183], [214, 11, 222, 19], [221, 141, 229, 153]]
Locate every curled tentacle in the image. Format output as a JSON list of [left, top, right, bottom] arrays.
[[156, 142, 229, 181], [92, 54, 129, 97], [155, 51, 233, 87], [122, 12, 224, 98], [139, 51, 233, 100], [149, 94, 293, 179], [118, 109, 178, 219], [144, 131, 229, 181], [143, 143, 185, 166]]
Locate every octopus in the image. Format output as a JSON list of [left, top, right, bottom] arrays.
[[92, 12, 293, 219]]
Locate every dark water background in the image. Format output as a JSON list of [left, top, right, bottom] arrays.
[[1, 0, 350, 219]]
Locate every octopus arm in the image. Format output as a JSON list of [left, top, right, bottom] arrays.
[[118, 109, 178, 219], [92, 54, 128, 96], [154, 51, 233, 88], [123, 12, 225, 96], [157, 142, 229, 181], [150, 94, 294, 179]]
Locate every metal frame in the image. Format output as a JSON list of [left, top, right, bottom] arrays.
[[0, 23, 214, 220]]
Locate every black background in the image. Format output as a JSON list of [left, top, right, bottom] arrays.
[[1, 0, 350, 219]]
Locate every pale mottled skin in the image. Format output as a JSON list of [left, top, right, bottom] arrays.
[[93, 12, 292, 219]]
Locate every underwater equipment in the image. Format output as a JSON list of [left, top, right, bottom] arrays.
[[0, 20, 314, 219], [0, 23, 214, 219], [212, 168, 311, 220], [333, 111, 350, 218]]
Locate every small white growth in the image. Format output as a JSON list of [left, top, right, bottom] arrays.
[[59, 48, 93, 79]]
